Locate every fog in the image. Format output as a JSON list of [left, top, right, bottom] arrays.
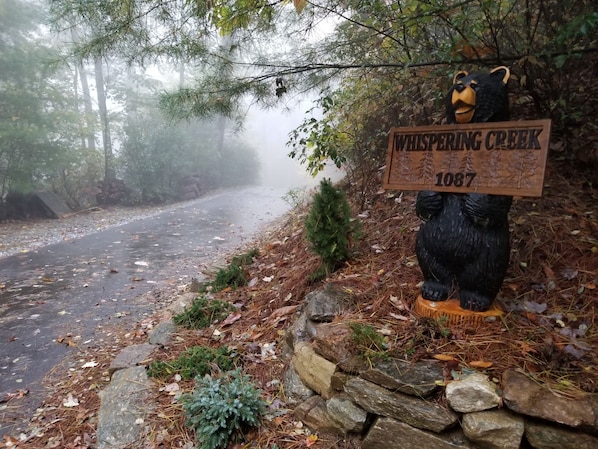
[[243, 99, 344, 190], [0, 0, 345, 212]]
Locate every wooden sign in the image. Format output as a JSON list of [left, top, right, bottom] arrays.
[[383, 120, 551, 197]]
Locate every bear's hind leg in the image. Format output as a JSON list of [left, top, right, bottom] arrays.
[[458, 289, 494, 312], [457, 242, 509, 311], [458, 264, 504, 311], [416, 234, 453, 301]]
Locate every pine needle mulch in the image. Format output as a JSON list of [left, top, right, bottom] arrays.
[[5, 160, 597, 449]]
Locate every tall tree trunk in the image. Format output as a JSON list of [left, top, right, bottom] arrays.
[[79, 63, 96, 151], [94, 57, 114, 181], [71, 28, 95, 151], [72, 67, 86, 150]]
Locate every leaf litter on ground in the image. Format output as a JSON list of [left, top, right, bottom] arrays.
[[6, 161, 598, 448]]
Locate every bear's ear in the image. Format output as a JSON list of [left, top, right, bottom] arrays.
[[490, 66, 510, 84], [453, 70, 468, 84]]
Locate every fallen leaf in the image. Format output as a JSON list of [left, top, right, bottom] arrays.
[[56, 336, 78, 347], [468, 360, 493, 369], [2, 436, 20, 446], [519, 341, 535, 355], [523, 301, 547, 314], [389, 312, 410, 321], [542, 263, 556, 280], [267, 305, 299, 327], [1, 388, 29, 403], [433, 354, 457, 362], [162, 382, 180, 395], [63, 393, 79, 407], [274, 416, 285, 426], [222, 312, 242, 326], [81, 360, 98, 368], [305, 434, 318, 447], [564, 344, 586, 359], [560, 268, 578, 280], [260, 342, 277, 359], [523, 311, 538, 322], [46, 436, 61, 448], [389, 295, 407, 310], [268, 305, 299, 321], [570, 338, 592, 351]]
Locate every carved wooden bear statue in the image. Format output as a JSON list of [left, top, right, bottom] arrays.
[[415, 66, 513, 311]]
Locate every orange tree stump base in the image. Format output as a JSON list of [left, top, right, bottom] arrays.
[[414, 295, 503, 326]]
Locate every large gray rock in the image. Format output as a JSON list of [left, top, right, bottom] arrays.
[[294, 396, 344, 434], [312, 323, 367, 373], [525, 419, 598, 449], [283, 361, 315, 405], [168, 292, 197, 315], [326, 393, 368, 434], [304, 287, 352, 322], [446, 372, 501, 412], [344, 376, 458, 432], [461, 409, 524, 449], [148, 321, 175, 346], [502, 370, 598, 431], [109, 343, 155, 375], [330, 371, 352, 392], [97, 366, 153, 449], [292, 342, 337, 399], [361, 358, 443, 397], [285, 311, 310, 350], [362, 417, 475, 449]]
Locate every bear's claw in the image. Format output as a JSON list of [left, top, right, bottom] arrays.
[[421, 281, 450, 301], [459, 290, 493, 312]]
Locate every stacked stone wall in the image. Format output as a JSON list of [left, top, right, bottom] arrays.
[[284, 288, 598, 449]]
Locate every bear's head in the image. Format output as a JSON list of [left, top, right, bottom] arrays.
[[446, 66, 510, 124]]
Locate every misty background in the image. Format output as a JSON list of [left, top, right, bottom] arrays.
[[0, 0, 341, 221], [244, 101, 342, 189]]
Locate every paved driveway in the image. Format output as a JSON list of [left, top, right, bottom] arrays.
[[0, 186, 291, 438]]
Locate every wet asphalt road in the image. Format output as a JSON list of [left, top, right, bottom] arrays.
[[0, 186, 291, 437]]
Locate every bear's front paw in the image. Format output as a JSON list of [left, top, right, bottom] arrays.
[[416, 191, 443, 221], [459, 290, 493, 312], [421, 281, 449, 301]]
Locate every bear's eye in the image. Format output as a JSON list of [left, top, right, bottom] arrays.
[[470, 81, 479, 90]]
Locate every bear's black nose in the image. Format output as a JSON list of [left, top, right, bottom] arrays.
[[455, 84, 466, 92]]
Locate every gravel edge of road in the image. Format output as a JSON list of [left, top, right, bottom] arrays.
[[0, 194, 230, 260]]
